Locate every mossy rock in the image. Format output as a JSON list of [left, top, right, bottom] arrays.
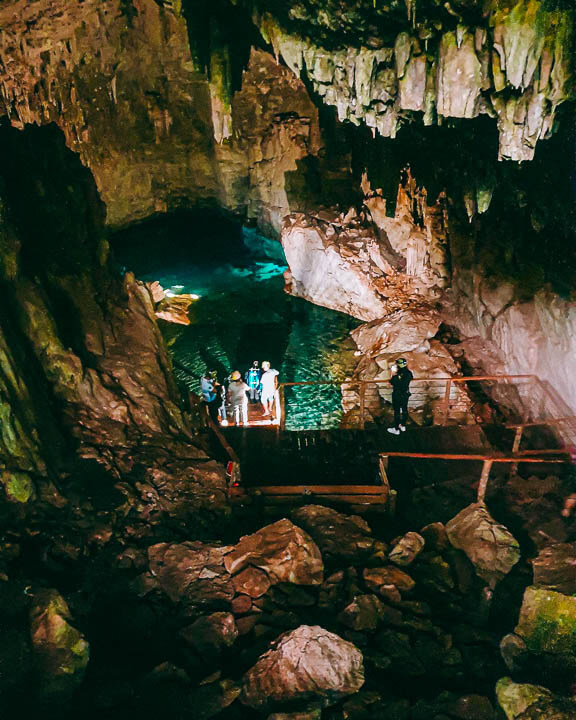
[[1, 471, 35, 503], [515, 586, 576, 656]]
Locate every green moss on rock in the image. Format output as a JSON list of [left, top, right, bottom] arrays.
[[515, 586, 576, 656]]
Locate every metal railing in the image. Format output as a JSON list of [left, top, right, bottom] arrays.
[[276, 374, 576, 443], [379, 450, 570, 504]]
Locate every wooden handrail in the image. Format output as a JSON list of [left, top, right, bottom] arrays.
[[379, 450, 569, 503], [379, 451, 566, 462], [279, 374, 538, 388]]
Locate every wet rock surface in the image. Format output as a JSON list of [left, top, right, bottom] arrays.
[[446, 503, 521, 587], [241, 625, 365, 710]]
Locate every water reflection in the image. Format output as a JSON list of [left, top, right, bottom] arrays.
[[113, 217, 359, 429]]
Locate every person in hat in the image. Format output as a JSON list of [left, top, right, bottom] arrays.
[[228, 370, 250, 426], [387, 358, 413, 435]]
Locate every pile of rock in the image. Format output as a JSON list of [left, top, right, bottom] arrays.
[[126, 504, 525, 718]]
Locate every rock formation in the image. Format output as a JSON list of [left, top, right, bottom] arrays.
[[0, 122, 228, 531], [30, 589, 90, 697], [241, 625, 365, 710], [259, 0, 573, 161]]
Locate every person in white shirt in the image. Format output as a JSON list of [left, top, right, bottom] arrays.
[[259, 360, 279, 418]]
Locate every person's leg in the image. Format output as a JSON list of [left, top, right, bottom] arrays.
[[233, 404, 240, 425], [388, 399, 401, 434], [208, 399, 219, 423], [400, 398, 409, 429], [393, 400, 401, 429], [241, 400, 248, 425]]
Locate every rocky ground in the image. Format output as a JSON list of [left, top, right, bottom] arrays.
[[1, 451, 575, 719]]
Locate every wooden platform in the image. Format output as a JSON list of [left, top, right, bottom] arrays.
[[220, 400, 280, 428]]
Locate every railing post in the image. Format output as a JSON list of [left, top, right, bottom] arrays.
[[477, 459, 493, 503], [512, 425, 523, 454], [279, 385, 286, 431], [359, 382, 366, 430], [442, 378, 452, 426], [379, 455, 389, 489], [510, 425, 523, 476]]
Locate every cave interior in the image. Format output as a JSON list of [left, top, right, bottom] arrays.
[[0, 0, 575, 718]]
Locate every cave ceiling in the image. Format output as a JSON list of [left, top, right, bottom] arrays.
[[0, 0, 572, 238]]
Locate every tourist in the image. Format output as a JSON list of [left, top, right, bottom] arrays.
[[260, 360, 279, 418], [218, 377, 228, 425], [200, 371, 220, 424], [245, 360, 262, 403], [387, 357, 413, 435], [228, 370, 249, 426]]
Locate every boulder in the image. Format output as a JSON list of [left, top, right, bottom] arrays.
[[446, 503, 520, 587], [232, 567, 272, 599], [180, 612, 238, 657], [500, 633, 529, 673], [389, 532, 425, 566], [30, 589, 89, 696], [351, 307, 441, 358], [148, 541, 235, 613], [531, 543, 576, 596], [291, 506, 377, 562], [338, 594, 386, 631], [496, 677, 555, 720], [241, 625, 364, 710], [363, 566, 416, 594], [420, 522, 450, 551], [514, 586, 576, 657], [224, 519, 323, 586]]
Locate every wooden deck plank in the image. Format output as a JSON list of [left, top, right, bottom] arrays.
[[248, 485, 387, 495]]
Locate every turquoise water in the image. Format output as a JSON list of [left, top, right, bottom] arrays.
[[113, 215, 359, 429]]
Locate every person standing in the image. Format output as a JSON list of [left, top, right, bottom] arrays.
[[245, 361, 262, 403], [387, 358, 413, 435], [228, 370, 249, 426], [260, 361, 279, 419], [200, 371, 220, 424]]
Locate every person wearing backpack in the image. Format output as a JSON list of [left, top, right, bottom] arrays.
[[245, 361, 262, 403]]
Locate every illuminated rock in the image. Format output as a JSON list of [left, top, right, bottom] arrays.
[[148, 541, 235, 613], [388, 532, 425, 567], [241, 625, 364, 709], [180, 612, 238, 657], [224, 519, 324, 586], [446, 503, 520, 587], [496, 677, 576, 720], [30, 590, 89, 696], [291, 505, 378, 562]]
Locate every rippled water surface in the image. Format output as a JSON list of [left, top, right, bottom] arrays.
[[113, 213, 359, 429]]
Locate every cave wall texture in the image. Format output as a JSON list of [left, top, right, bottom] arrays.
[[0, 0, 574, 411], [0, 122, 228, 527]]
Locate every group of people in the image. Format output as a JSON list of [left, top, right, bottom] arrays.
[[201, 356, 412, 431], [201, 361, 279, 427]]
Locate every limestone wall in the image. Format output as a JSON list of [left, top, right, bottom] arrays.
[[447, 272, 576, 415]]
